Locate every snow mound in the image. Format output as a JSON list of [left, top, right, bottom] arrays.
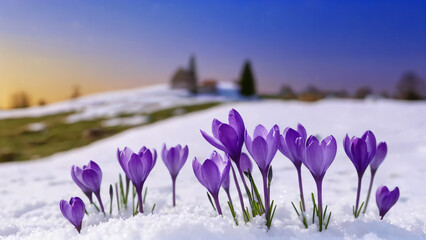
[[0, 99, 425, 239]]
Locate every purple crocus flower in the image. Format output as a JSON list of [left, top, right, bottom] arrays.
[[279, 123, 307, 211], [117, 146, 157, 213], [200, 109, 245, 163], [376, 185, 399, 220], [200, 109, 248, 218], [364, 142, 388, 213], [71, 161, 104, 213], [245, 124, 280, 219], [344, 130, 377, 218], [60, 197, 85, 233], [303, 135, 337, 231], [193, 151, 231, 215], [161, 144, 189, 207]]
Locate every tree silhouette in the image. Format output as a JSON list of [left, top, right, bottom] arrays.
[[11, 91, 30, 108], [397, 71, 424, 100], [239, 60, 256, 96]]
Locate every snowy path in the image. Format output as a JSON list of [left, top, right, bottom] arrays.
[[0, 99, 425, 240]]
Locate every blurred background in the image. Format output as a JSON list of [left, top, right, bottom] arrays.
[[0, 0, 425, 162]]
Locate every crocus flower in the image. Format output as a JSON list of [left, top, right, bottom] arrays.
[[161, 144, 189, 207], [363, 142, 388, 213], [245, 124, 280, 219], [279, 123, 307, 211], [200, 109, 248, 217], [303, 135, 337, 231], [71, 161, 104, 213], [193, 151, 230, 215], [60, 197, 85, 233], [344, 130, 377, 218], [376, 185, 399, 220], [117, 146, 157, 213], [201, 109, 245, 163]]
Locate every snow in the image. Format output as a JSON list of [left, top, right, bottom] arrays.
[[0, 98, 426, 239], [101, 116, 148, 127], [0, 83, 241, 121]]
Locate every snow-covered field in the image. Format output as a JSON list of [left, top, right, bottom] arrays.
[[0, 83, 240, 121], [0, 97, 425, 239]]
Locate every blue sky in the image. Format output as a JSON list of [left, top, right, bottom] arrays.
[[0, 0, 425, 106]]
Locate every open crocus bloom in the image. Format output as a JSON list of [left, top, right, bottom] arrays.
[[200, 109, 245, 163], [244, 124, 280, 176]]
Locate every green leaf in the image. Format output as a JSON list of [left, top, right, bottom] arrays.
[[143, 187, 148, 204], [206, 192, 216, 211], [227, 201, 239, 226], [291, 202, 300, 216], [325, 212, 332, 229], [151, 204, 156, 214]]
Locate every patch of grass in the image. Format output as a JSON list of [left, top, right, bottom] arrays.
[[0, 102, 221, 162]]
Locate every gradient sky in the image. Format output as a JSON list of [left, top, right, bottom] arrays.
[[1, 0, 425, 108]]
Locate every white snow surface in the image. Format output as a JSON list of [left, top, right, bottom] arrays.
[[1, 99, 426, 240], [0, 83, 240, 121]]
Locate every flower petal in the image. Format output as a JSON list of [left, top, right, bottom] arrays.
[[200, 130, 226, 151], [82, 168, 101, 192], [201, 159, 221, 195], [370, 142, 387, 172]]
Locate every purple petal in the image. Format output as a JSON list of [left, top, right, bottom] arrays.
[[82, 169, 101, 192], [118, 147, 134, 175], [220, 160, 231, 187], [212, 119, 223, 139], [251, 137, 268, 170], [254, 124, 268, 139], [239, 153, 253, 173], [88, 161, 102, 183], [210, 151, 227, 173], [218, 124, 239, 159], [127, 153, 144, 190], [376, 185, 399, 219], [192, 157, 205, 187], [141, 149, 155, 180], [201, 159, 221, 195], [362, 130, 377, 162], [228, 109, 245, 139], [351, 138, 368, 174], [177, 145, 189, 173], [60, 197, 85, 230], [305, 137, 323, 179], [71, 166, 90, 193], [320, 135, 337, 174], [297, 123, 307, 142], [201, 130, 226, 151], [284, 128, 300, 161], [370, 142, 387, 172]]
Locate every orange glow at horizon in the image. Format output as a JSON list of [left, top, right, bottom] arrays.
[[0, 40, 154, 109]]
